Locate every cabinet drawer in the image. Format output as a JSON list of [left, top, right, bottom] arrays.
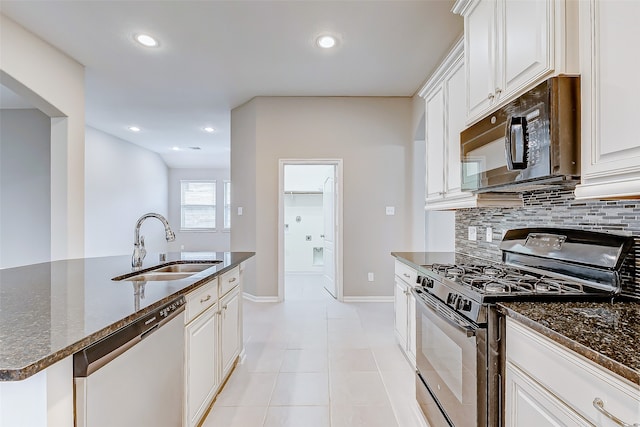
[[185, 279, 218, 324], [506, 319, 640, 426], [394, 260, 418, 286], [219, 266, 240, 297]]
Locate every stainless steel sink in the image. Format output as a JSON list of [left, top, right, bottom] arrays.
[[151, 263, 219, 273], [113, 261, 220, 282]]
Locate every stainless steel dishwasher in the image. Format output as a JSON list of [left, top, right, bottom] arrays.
[[73, 296, 185, 427]]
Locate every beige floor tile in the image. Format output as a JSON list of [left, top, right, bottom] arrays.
[[270, 372, 330, 406], [329, 348, 377, 372], [280, 349, 328, 373], [263, 406, 330, 427], [329, 371, 390, 406], [331, 404, 399, 427], [200, 406, 267, 427], [215, 371, 277, 407]]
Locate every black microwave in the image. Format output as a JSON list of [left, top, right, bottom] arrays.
[[460, 76, 580, 193]]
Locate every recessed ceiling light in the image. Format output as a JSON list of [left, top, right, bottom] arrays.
[[134, 33, 159, 48], [189, 146, 202, 150], [172, 146, 181, 151], [203, 127, 215, 133], [316, 35, 337, 49], [128, 126, 141, 132]]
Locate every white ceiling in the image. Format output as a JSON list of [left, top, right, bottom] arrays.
[[0, 1, 462, 169]]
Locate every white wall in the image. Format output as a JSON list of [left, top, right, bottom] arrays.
[[231, 97, 412, 298], [84, 126, 169, 257], [0, 14, 85, 261], [0, 109, 51, 268], [284, 194, 324, 273], [167, 168, 231, 252]]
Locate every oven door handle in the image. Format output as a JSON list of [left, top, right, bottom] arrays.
[[413, 289, 478, 337]]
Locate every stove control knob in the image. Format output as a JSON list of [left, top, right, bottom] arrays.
[[456, 298, 465, 310], [416, 275, 423, 285], [421, 277, 434, 288], [446, 293, 457, 306]]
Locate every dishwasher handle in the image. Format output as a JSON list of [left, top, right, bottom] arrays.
[[74, 296, 185, 377]]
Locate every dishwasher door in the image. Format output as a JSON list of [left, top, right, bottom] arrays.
[[74, 297, 185, 427]]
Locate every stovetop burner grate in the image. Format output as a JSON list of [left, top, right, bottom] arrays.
[[430, 263, 586, 296]]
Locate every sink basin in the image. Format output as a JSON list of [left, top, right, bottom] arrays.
[[151, 262, 219, 273], [125, 272, 196, 281], [113, 261, 221, 282]]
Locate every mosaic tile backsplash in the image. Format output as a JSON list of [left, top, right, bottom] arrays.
[[455, 189, 640, 297]]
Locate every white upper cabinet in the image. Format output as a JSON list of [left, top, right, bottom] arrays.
[[454, 0, 578, 125], [574, 0, 640, 199], [419, 40, 522, 210]]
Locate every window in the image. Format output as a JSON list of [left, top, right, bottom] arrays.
[[223, 180, 231, 230], [181, 180, 216, 230]]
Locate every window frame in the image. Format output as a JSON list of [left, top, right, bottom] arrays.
[[223, 180, 231, 231], [180, 180, 217, 232]]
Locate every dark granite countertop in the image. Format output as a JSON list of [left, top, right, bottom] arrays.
[[0, 251, 254, 381], [499, 301, 640, 386], [392, 253, 640, 387]]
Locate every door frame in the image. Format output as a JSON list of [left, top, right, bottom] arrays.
[[278, 159, 344, 302]]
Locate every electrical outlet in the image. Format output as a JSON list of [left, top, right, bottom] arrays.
[[237, 207, 243, 216], [367, 272, 374, 282], [468, 226, 477, 241], [385, 206, 395, 215], [486, 227, 493, 242]]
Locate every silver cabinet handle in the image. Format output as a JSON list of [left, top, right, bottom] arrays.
[[228, 277, 237, 283], [488, 92, 495, 100], [495, 87, 502, 95], [200, 294, 211, 303], [593, 398, 639, 426], [403, 273, 410, 279]]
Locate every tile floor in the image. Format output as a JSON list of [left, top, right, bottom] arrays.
[[201, 274, 428, 427]]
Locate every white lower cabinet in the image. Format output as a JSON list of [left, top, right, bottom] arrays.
[[184, 266, 243, 427], [220, 286, 241, 378], [505, 318, 640, 427], [393, 260, 417, 368], [185, 303, 219, 427]]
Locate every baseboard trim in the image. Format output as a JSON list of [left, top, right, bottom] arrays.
[[342, 296, 394, 303], [242, 292, 279, 303]]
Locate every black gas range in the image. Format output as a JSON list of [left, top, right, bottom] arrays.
[[412, 228, 634, 427]]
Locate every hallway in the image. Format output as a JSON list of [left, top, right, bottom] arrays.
[[202, 274, 427, 427]]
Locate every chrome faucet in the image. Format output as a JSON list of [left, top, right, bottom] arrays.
[[132, 213, 176, 268]]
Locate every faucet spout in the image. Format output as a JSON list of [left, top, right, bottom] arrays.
[[132, 213, 175, 268]]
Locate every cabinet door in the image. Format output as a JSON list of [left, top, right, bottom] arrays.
[[444, 57, 467, 196], [393, 278, 408, 349], [576, 0, 640, 198], [465, 0, 497, 121], [220, 287, 241, 377], [505, 362, 591, 427], [185, 304, 218, 427], [425, 86, 445, 201], [500, 0, 553, 99]]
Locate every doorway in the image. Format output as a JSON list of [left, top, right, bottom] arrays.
[[278, 159, 343, 302]]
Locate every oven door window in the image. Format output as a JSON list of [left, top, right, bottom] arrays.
[[415, 294, 481, 427]]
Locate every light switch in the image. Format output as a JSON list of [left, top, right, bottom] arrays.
[[237, 207, 243, 216], [368, 272, 375, 282], [385, 206, 395, 215]]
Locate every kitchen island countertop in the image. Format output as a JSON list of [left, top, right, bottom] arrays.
[[0, 251, 254, 381]]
